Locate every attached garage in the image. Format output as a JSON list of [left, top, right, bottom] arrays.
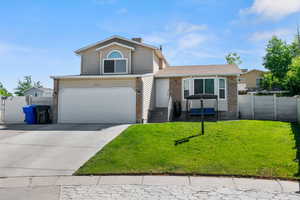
[[58, 87, 136, 123], [56, 77, 137, 123]]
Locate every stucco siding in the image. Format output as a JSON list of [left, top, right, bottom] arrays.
[[142, 75, 154, 122]]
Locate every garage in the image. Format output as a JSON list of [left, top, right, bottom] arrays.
[[58, 87, 136, 123]]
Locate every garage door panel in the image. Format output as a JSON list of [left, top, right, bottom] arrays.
[[58, 87, 136, 123]]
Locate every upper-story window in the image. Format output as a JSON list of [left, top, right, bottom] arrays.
[[103, 50, 128, 74]]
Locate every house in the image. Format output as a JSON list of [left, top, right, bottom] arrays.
[[24, 87, 53, 97], [238, 69, 265, 92], [51, 35, 241, 124]]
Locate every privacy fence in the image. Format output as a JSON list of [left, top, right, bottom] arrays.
[[0, 96, 52, 124], [238, 95, 300, 123]]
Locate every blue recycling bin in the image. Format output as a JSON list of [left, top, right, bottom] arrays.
[[23, 105, 37, 124]]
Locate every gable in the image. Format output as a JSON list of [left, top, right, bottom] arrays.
[[75, 36, 157, 54]]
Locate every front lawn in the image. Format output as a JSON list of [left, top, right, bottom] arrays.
[[76, 120, 300, 179]]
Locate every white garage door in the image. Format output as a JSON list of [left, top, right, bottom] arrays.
[[58, 87, 136, 123]]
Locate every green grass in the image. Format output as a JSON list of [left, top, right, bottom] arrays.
[[76, 120, 300, 179]]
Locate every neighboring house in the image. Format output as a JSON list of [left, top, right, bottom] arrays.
[[51, 35, 241, 124], [24, 87, 53, 97], [238, 69, 265, 92]]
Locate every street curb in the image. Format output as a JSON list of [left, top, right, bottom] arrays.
[[0, 175, 298, 193]]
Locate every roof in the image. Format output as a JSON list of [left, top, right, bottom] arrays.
[[74, 35, 158, 54], [50, 73, 154, 80], [243, 69, 266, 74], [24, 87, 53, 93], [155, 64, 241, 77], [74, 35, 169, 66]]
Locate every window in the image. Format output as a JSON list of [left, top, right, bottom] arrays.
[[238, 77, 245, 83], [103, 50, 127, 74], [193, 78, 214, 95], [107, 51, 122, 59], [183, 78, 227, 100], [219, 79, 226, 99], [256, 78, 262, 88], [194, 79, 203, 94], [183, 79, 190, 98]]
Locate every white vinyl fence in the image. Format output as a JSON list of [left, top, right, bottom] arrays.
[[239, 95, 300, 122], [0, 96, 52, 124]]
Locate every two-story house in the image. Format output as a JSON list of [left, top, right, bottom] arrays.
[[51, 35, 241, 123]]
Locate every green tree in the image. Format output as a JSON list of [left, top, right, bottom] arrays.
[[14, 76, 43, 96], [290, 30, 300, 57], [263, 36, 293, 79], [261, 72, 284, 91], [0, 82, 12, 96], [286, 56, 300, 95], [225, 52, 242, 65]]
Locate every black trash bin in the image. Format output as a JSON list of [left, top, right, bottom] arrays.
[[35, 105, 51, 124]]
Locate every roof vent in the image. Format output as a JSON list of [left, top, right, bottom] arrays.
[[132, 37, 143, 43]]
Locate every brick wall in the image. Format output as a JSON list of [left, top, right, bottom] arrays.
[[52, 79, 59, 123], [169, 76, 238, 119], [227, 76, 238, 113], [136, 77, 143, 123], [169, 77, 182, 102]]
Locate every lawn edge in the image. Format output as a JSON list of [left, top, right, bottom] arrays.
[[74, 172, 300, 181]]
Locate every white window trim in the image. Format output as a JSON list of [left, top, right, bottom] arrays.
[[103, 58, 128, 74], [218, 78, 227, 100], [107, 50, 124, 59], [95, 42, 135, 51], [103, 50, 128, 74], [182, 77, 227, 100], [192, 77, 216, 95]]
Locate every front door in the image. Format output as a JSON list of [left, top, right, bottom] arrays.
[[156, 79, 169, 107]]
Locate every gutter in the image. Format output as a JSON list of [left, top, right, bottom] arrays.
[[50, 73, 154, 80], [154, 73, 241, 78]]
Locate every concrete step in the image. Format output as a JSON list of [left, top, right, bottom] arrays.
[[149, 108, 168, 123]]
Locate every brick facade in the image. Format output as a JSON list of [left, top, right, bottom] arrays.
[[169, 76, 238, 120], [136, 77, 143, 123], [169, 77, 182, 102], [52, 79, 59, 123]]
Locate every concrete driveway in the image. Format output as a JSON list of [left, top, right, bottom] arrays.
[[0, 124, 129, 177]]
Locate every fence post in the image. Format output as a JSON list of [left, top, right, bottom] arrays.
[[273, 94, 277, 121], [251, 94, 255, 120]]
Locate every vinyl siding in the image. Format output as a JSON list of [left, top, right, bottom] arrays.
[[153, 53, 160, 73], [142, 75, 154, 122], [131, 46, 154, 74], [81, 49, 100, 75]]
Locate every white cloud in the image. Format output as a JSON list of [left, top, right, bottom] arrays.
[[250, 28, 294, 41], [167, 21, 207, 34], [141, 21, 220, 65], [178, 33, 207, 49], [116, 8, 128, 15], [143, 35, 167, 44], [241, 0, 300, 20]]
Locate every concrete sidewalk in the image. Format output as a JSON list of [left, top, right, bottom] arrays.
[[0, 176, 299, 200]]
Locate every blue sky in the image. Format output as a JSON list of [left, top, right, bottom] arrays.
[[1, 0, 300, 92]]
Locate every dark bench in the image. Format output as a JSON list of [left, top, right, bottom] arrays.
[[189, 108, 216, 116]]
